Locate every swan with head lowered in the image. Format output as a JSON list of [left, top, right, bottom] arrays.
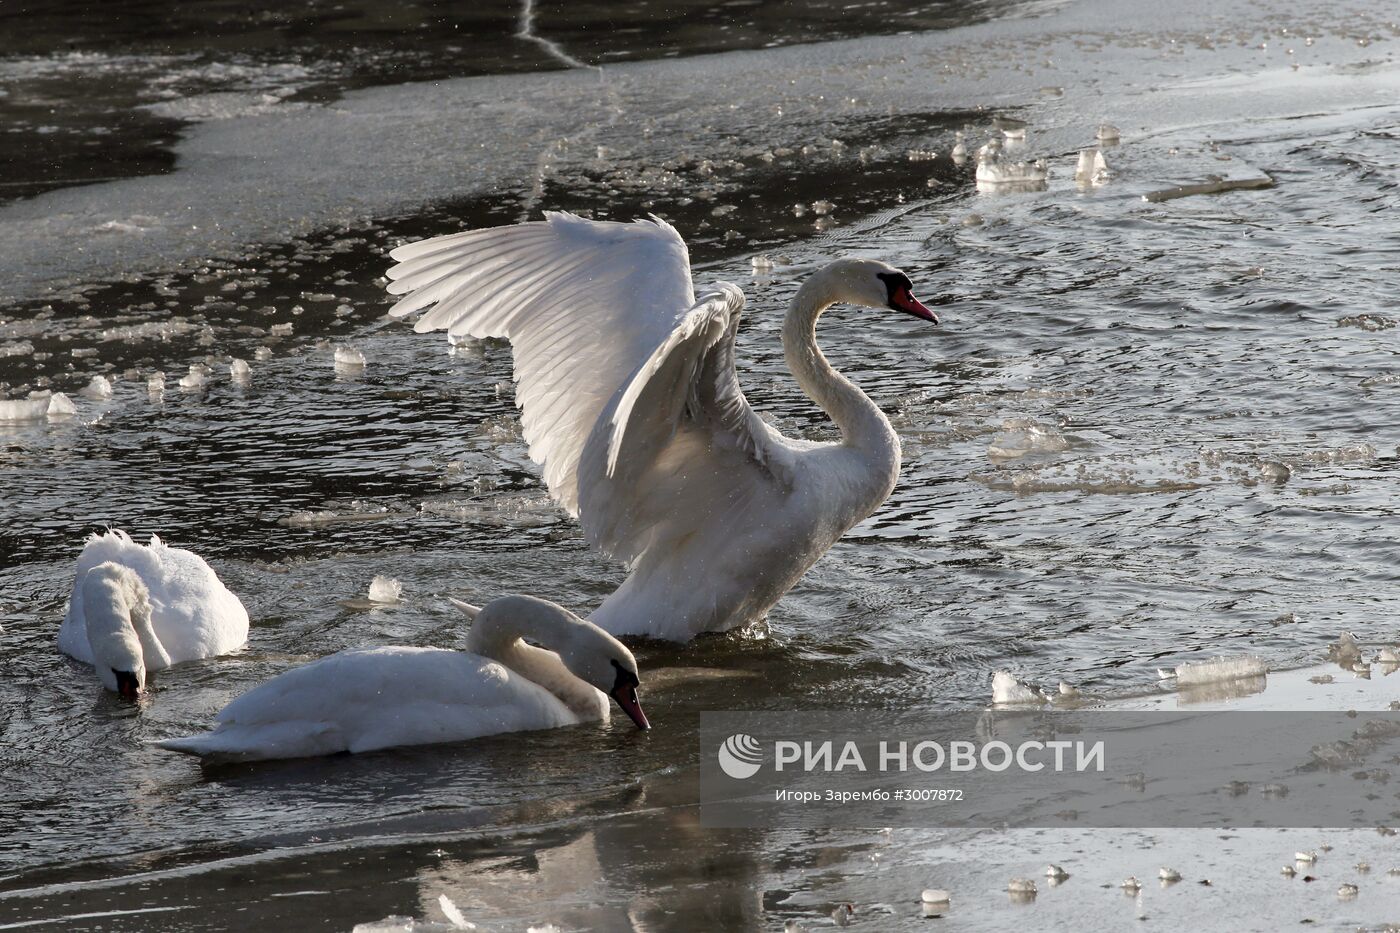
[[158, 595, 649, 763], [58, 530, 249, 697], [384, 212, 939, 642]]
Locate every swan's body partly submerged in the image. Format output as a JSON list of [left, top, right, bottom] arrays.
[[158, 595, 648, 763], [58, 530, 249, 696], [385, 213, 937, 641]]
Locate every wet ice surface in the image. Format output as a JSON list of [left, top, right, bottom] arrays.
[[5, 0, 1400, 928]]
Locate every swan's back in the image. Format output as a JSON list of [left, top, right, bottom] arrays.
[[58, 530, 248, 666], [158, 647, 585, 763]]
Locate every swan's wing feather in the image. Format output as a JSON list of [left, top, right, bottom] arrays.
[[580, 285, 795, 565], [384, 212, 696, 515]]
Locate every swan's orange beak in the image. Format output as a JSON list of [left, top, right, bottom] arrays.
[[890, 286, 939, 324], [611, 686, 650, 730]]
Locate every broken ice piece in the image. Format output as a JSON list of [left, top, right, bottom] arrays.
[[1174, 656, 1267, 686], [368, 575, 402, 605], [992, 671, 1049, 704]]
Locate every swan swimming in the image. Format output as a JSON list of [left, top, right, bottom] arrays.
[[384, 212, 939, 641], [57, 530, 249, 697], [158, 595, 649, 762]]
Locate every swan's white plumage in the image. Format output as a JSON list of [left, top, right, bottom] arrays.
[[387, 214, 926, 640], [157, 647, 583, 762], [159, 595, 639, 762], [58, 530, 249, 666]]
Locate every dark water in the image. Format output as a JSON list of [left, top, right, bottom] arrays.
[[4, 0, 1400, 929]]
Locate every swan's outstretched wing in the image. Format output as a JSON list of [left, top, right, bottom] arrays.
[[580, 284, 797, 565], [386, 213, 792, 565], [386, 211, 696, 516]]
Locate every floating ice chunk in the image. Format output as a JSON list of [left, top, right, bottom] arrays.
[[1157, 668, 1176, 680], [368, 575, 403, 605], [1338, 882, 1359, 898], [921, 889, 951, 905], [148, 372, 166, 394], [997, 117, 1028, 141], [438, 894, 475, 930], [1329, 631, 1363, 666], [0, 392, 51, 422], [751, 255, 774, 273], [1006, 879, 1037, 897], [1174, 656, 1267, 686], [784, 922, 805, 933], [254, 346, 273, 361], [270, 322, 294, 336], [1097, 123, 1121, 143], [80, 375, 112, 400], [1281, 865, 1296, 877], [1357, 862, 1371, 873], [1057, 682, 1080, 699], [178, 364, 209, 390], [975, 142, 1049, 191], [1045, 865, 1069, 881], [1378, 647, 1400, 664], [988, 420, 1067, 459], [811, 200, 835, 216], [830, 904, 853, 927], [1142, 174, 1274, 203], [992, 670, 1048, 704], [334, 346, 367, 371], [1159, 868, 1181, 882], [47, 392, 76, 417], [1295, 851, 1318, 863], [951, 141, 968, 162], [230, 359, 251, 384], [1120, 877, 1141, 891], [1075, 148, 1110, 186]]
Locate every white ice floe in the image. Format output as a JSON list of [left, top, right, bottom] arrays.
[[1120, 877, 1141, 892], [367, 575, 403, 605], [229, 358, 251, 384], [1045, 865, 1070, 881], [751, 255, 774, 272], [334, 346, 367, 369], [47, 392, 76, 417], [147, 372, 166, 394], [1295, 851, 1318, 863], [1173, 655, 1267, 686], [921, 888, 952, 905], [80, 375, 112, 399], [270, 322, 294, 336], [1075, 147, 1110, 186], [1338, 883, 1359, 898], [975, 141, 1049, 191], [1007, 879, 1037, 897], [179, 364, 209, 390], [1281, 865, 1296, 877], [437, 894, 476, 930], [1097, 123, 1121, 143], [1057, 682, 1080, 699], [254, 346, 273, 360], [992, 670, 1049, 704], [830, 904, 854, 927], [0, 392, 52, 422], [1159, 867, 1181, 882]]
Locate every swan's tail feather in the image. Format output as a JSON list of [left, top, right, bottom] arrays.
[[156, 721, 344, 763], [448, 597, 482, 619]]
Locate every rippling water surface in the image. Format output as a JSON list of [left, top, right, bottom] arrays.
[[3, 0, 1400, 929]]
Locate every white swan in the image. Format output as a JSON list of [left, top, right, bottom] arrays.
[[158, 595, 648, 762], [384, 212, 938, 641], [58, 530, 249, 696]]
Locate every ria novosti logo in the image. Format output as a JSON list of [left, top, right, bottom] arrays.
[[717, 733, 764, 779]]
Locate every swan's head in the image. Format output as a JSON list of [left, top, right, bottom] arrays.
[[563, 629, 649, 731], [470, 594, 650, 730], [822, 258, 939, 324], [82, 562, 153, 699]]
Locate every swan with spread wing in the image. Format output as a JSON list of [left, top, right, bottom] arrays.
[[385, 212, 938, 641]]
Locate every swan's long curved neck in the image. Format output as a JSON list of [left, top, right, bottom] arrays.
[[467, 609, 601, 718], [84, 564, 171, 672], [783, 269, 899, 464]]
